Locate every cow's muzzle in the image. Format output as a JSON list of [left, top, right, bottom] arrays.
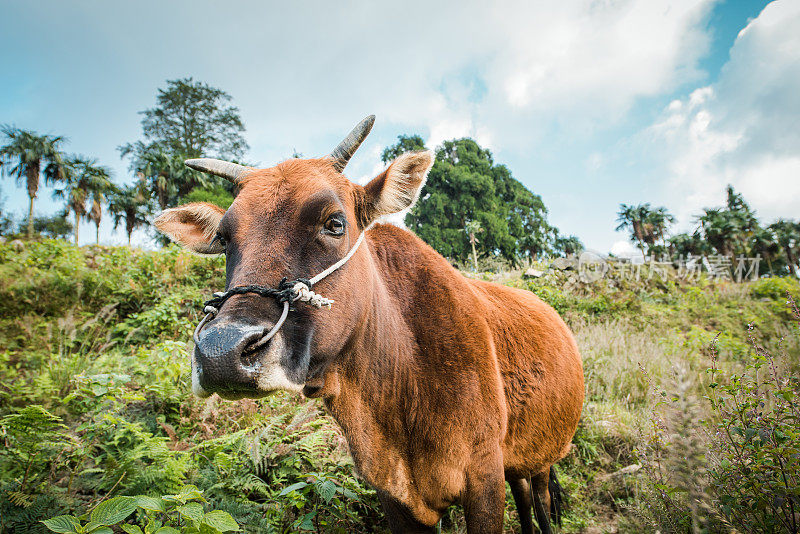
[[193, 321, 268, 397]]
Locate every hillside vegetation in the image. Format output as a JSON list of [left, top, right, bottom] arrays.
[[0, 240, 798, 533]]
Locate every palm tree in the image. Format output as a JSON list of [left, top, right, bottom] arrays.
[[749, 226, 780, 276], [648, 207, 676, 247], [616, 203, 654, 260], [108, 178, 150, 246], [464, 220, 483, 271], [697, 186, 759, 259], [770, 219, 800, 277], [138, 151, 216, 209], [669, 231, 711, 258], [554, 235, 584, 256], [84, 163, 113, 244], [0, 126, 66, 238], [52, 156, 109, 245]]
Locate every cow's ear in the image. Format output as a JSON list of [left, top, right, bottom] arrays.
[[360, 151, 434, 224], [154, 202, 226, 254]]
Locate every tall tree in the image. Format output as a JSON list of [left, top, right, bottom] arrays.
[[750, 226, 781, 276], [121, 77, 248, 162], [136, 151, 219, 210], [696, 186, 759, 260], [52, 156, 109, 245], [669, 231, 710, 258], [616, 203, 654, 260], [119, 78, 247, 211], [648, 207, 676, 247], [0, 126, 66, 238], [31, 213, 73, 239], [108, 179, 150, 246], [553, 234, 584, 256], [464, 220, 483, 271], [381, 134, 426, 164], [769, 219, 800, 277], [84, 163, 113, 244], [399, 137, 558, 265]]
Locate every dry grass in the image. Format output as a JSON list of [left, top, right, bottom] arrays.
[[574, 319, 702, 409]]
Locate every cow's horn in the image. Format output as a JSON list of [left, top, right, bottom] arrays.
[[185, 158, 252, 184], [328, 115, 376, 172]]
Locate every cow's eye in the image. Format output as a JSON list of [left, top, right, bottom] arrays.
[[323, 215, 345, 237]]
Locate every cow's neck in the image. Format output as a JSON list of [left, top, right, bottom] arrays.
[[321, 228, 464, 522], [324, 245, 421, 434]]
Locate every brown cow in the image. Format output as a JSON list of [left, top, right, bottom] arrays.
[[155, 116, 584, 534]]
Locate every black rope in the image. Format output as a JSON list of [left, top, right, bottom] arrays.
[[203, 277, 313, 312]]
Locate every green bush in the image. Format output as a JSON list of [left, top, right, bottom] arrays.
[[638, 295, 800, 533], [751, 276, 800, 300], [42, 489, 240, 534]]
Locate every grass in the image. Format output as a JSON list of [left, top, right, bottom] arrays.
[[0, 239, 798, 533]]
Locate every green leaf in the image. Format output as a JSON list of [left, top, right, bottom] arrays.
[[145, 518, 163, 534], [86, 527, 113, 534], [163, 485, 206, 504], [317, 480, 337, 503], [90, 496, 138, 525], [298, 511, 316, 531], [340, 487, 360, 500], [279, 481, 308, 496], [177, 502, 205, 523], [135, 496, 165, 512], [202, 510, 240, 532], [41, 515, 81, 533], [154, 528, 180, 534], [121, 526, 144, 534]]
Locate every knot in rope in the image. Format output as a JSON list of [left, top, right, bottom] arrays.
[[199, 277, 335, 318]]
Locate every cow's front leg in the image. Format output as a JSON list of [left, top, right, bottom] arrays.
[[463, 454, 506, 534]]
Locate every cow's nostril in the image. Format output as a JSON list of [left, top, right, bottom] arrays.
[[241, 334, 270, 365]]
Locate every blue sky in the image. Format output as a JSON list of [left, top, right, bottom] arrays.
[[1, 0, 795, 253]]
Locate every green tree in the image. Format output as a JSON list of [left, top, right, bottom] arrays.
[[696, 185, 759, 259], [553, 234, 584, 256], [616, 203, 654, 260], [669, 231, 709, 258], [108, 179, 151, 246], [133, 145, 222, 211], [120, 77, 248, 164], [0, 126, 66, 238], [0, 186, 14, 235], [181, 184, 234, 210], [749, 226, 781, 276], [30, 212, 74, 239], [464, 220, 483, 271], [119, 78, 248, 210], [381, 134, 426, 164], [52, 156, 109, 245], [85, 164, 113, 244], [769, 219, 800, 277], [401, 137, 557, 265], [648, 207, 676, 247]]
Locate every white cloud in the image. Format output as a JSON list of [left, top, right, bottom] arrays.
[[167, 0, 718, 164], [645, 0, 800, 227]]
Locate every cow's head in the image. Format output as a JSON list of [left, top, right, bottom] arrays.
[[155, 116, 433, 400]]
